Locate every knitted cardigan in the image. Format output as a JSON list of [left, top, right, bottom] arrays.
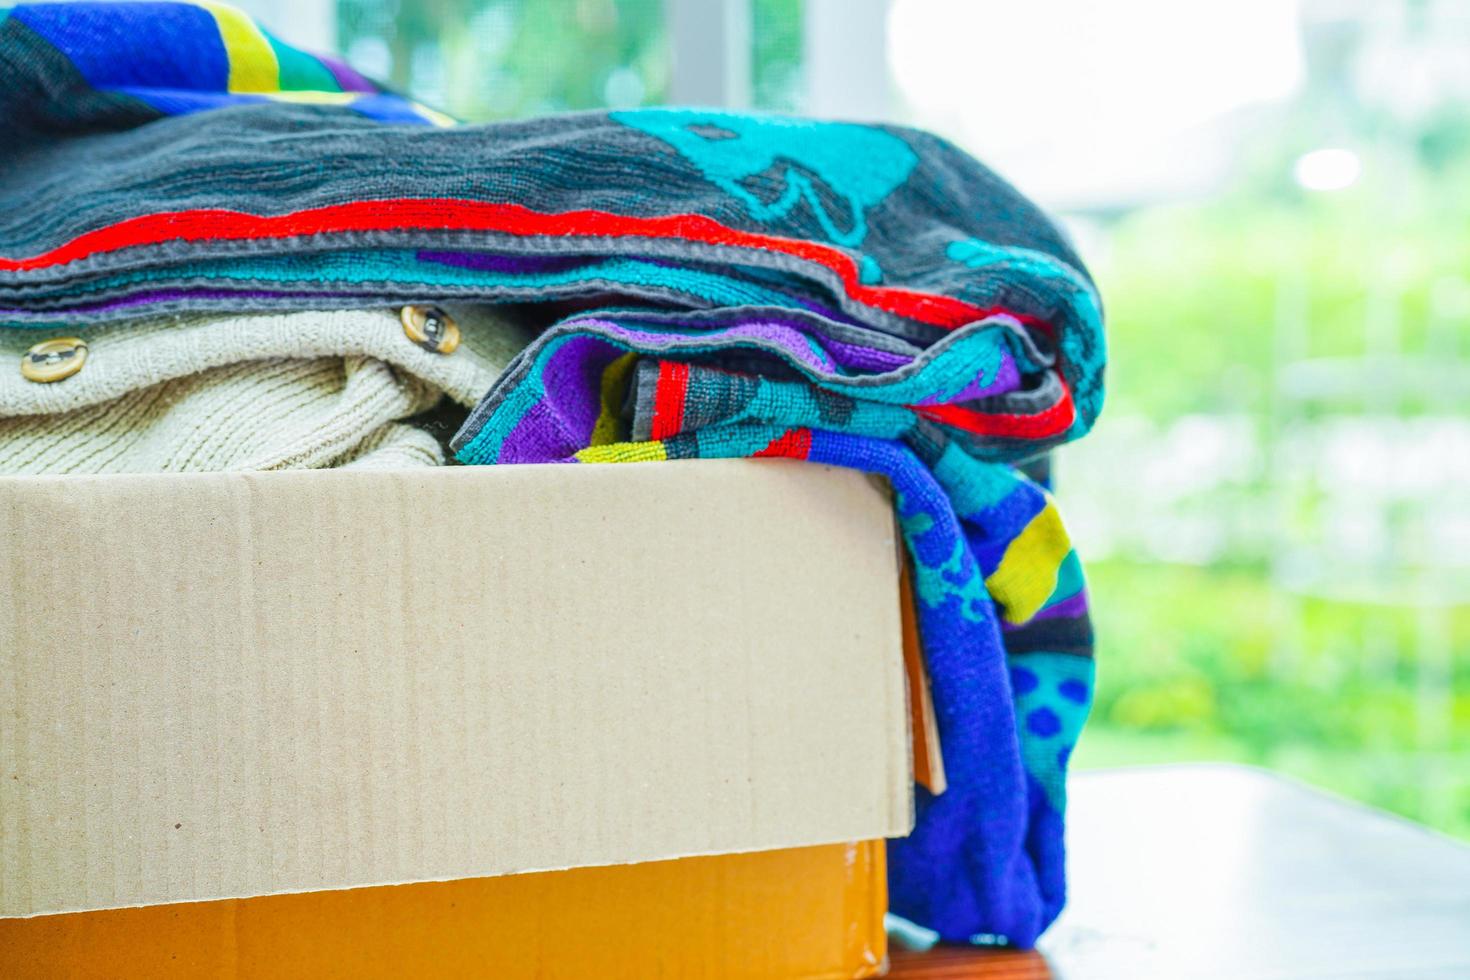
[[0, 306, 532, 473], [0, 2, 1106, 947]]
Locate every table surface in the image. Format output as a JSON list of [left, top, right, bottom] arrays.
[[886, 764, 1470, 979]]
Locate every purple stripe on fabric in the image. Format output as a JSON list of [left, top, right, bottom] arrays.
[[1002, 589, 1090, 631], [820, 336, 910, 372], [497, 401, 579, 464], [497, 334, 614, 463], [542, 334, 609, 444], [416, 250, 595, 274], [702, 322, 834, 371], [318, 55, 379, 94], [615, 310, 873, 362], [915, 353, 1020, 404]]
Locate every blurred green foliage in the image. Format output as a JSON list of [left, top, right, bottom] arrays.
[[752, 0, 802, 111], [1097, 154, 1470, 422], [338, 0, 667, 118], [1075, 558, 1470, 838], [337, 0, 803, 120], [1084, 140, 1468, 846]]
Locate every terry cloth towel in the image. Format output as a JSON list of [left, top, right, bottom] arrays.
[[0, 306, 534, 473], [0, 2, 1106, 947]]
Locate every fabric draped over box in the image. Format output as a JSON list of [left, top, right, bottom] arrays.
[[0, 1, 1106, 946]]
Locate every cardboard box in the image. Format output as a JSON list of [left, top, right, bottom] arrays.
[[0, 460, 912, 976], [1, 841, 888, 979]]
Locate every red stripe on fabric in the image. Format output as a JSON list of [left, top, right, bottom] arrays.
[[754, 427, 814, 459], [0, 199, 1004, 329], [912, 385, 1076, 439], [650, 361, 690, 440]]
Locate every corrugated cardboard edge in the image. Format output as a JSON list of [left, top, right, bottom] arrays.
[[1, 461, 914, 917], [900, 558, 947, 795]]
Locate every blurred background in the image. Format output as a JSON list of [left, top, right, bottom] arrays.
[[234, 0, 1469, 837]]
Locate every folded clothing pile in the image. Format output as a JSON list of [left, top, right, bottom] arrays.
[[0, 1, 1105, 948]]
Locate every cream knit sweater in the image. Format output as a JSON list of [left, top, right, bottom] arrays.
[[0, 306, 533, 474]]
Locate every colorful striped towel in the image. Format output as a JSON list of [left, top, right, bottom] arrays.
[[0, 1, 1105, 947]]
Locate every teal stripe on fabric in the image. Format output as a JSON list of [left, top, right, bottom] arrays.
[[932, 441, 1029, 516], [35, 251, 807, 310], [1010, 651, 1093, 812], [947, 237, 1106, 435], [1048, 550, 1085, 605], [266, 33, 339, 92], [719, 375, 909, 436]]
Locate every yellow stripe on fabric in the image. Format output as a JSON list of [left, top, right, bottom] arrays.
[[411, 102, 459, 127], [590, 353, 639, 447], [575, 441, 669, 463], [200, 1, 279, 93], [258, 91, 456, 126], [261, 90, 363, 106], [985, 499, 1072, 625]]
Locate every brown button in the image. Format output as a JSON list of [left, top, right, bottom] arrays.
[[400, 305, 460, 354], [21, 337, 88, 383]]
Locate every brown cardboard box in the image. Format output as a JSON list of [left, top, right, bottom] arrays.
[[0, 460, 912, 976], [1, 841, 889, 979]]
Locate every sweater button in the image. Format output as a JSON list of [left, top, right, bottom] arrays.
[[400, 305, 461, 354], [21, 337, 88, 383]]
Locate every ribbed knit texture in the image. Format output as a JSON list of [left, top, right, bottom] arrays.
[[0, 305, 533, 474]]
